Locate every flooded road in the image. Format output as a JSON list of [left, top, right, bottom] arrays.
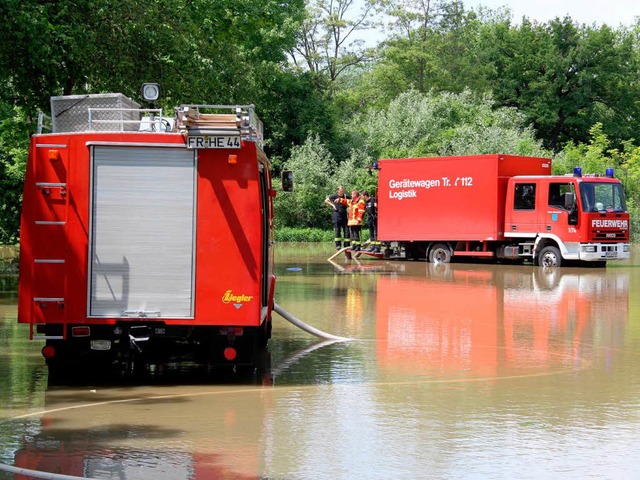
[[1, 244, 640, 479]]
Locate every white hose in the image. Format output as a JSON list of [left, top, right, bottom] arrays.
[[273, 302, 354, 342], [0, 463, 92, 480]]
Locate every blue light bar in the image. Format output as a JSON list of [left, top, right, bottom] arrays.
[[573, 167, 582, 177], [606, 168, 614, 178]]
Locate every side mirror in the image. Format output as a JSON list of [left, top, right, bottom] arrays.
[[281, 170, 294, 192], [565, 191, 578, 225], [565, 191, 575, 210]]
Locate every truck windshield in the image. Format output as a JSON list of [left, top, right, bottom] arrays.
[[579, 181, 627, 213]]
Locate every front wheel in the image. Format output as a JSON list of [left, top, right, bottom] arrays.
[[429, 243, 452, 264], [538, 245, 562, 267]]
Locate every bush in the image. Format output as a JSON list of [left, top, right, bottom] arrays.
[[275, 227, 334, 242]]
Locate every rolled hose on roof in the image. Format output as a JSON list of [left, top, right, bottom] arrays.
[[273, 302, 354, 342]]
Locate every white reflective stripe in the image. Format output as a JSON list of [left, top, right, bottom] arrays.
[[36, 143, 68, 148], [36, 182, 66, 187]]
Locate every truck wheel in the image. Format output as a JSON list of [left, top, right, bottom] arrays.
[[429, 243, 452, 264], [538, 245, 562, 267]]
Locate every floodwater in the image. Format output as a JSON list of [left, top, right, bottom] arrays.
[[1, 243, 640, 479]]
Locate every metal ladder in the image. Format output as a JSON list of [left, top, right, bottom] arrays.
[[30, 143, 69, 341]]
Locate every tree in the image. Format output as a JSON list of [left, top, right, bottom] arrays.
[[276, 134, 337, 228], [485, 17, 640, 151], [288, 0, 377, 83], [351, 89, 549, 159], [255, 67, 338, 169], [0, 102, 29, 244]]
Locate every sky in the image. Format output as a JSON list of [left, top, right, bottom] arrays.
[[463, 0, 640, 27], [357, 0, 639, 47]]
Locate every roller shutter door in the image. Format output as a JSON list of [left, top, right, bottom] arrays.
[[89, 146, 196, 318]]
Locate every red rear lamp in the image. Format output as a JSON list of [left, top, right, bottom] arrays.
[[223, 347, 237, 361], [72, 326, 90, 337], [42, 345, 56, 359]]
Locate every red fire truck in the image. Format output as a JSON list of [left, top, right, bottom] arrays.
[[377, 154, 630, 266], [17, 87, 276, 376]]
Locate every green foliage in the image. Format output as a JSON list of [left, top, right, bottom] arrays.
[[0, 0, 305, 110], [352, 89, 549, 159], [375, 0, 494, 96], [485, 18, 640, 151], [256, 69, 338, 167], [275, 227, 333, 242], [275, 134, 337, 228], [0, 103, 28, 244]]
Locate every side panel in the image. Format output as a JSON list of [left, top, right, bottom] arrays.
[[18, 139, 70, 325], [194, 143, 263, 327], [89, 146, 196, 318], [378, 155, 502, 241]]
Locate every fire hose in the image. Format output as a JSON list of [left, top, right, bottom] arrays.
[[273, 302, 354, 342]]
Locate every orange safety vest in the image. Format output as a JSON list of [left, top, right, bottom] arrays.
[[338, 196, 366, 226]]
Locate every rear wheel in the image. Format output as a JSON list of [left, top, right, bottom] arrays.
[[538, 245, 562, 267], [429, 243, 452, 264]]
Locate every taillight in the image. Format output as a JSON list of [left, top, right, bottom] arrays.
[[72, 326, 90, 337], [223, 347, 237, 361], [42, 345, 56, 359]]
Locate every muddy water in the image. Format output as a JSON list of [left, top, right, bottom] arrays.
[[1, 244, 640, 479]]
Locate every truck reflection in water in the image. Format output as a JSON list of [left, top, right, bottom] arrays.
[[376, 264, 629, 377], [13, 384, 267, 480]]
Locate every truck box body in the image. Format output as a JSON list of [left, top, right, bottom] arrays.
[[378, 154, 551, 242]]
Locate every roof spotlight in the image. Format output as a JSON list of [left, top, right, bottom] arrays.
[[141, 83, 160, 102]]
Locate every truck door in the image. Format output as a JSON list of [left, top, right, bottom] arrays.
[[544, 181, 577, 237], [506, 181, 539, 235]]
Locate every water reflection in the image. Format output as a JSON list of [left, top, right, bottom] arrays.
[[1, 245, 640, 479], [376, 264, 630, 378]]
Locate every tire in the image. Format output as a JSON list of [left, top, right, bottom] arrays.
[[538, 245, 562, 267], [429, 243, 452, 264]]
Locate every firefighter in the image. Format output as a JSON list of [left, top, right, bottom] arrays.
[[325, 185, 350, 250], [336, 190, 366, 251], [362, 191, 380, 252]]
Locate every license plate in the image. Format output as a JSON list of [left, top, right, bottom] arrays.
[[605, 251, 617, 258], [186, 135, 241, 149]]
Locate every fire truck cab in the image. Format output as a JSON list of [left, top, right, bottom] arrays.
[[18, 90, 276, 377]]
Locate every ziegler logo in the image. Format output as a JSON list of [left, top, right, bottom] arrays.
[[222, 290, 253, 304]]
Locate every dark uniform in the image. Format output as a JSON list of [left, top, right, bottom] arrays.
[[364, 193, 379, 252], [328, 192, 350, 249]]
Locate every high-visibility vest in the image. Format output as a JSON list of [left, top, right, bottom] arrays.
[[338, 196, 366, 226]]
